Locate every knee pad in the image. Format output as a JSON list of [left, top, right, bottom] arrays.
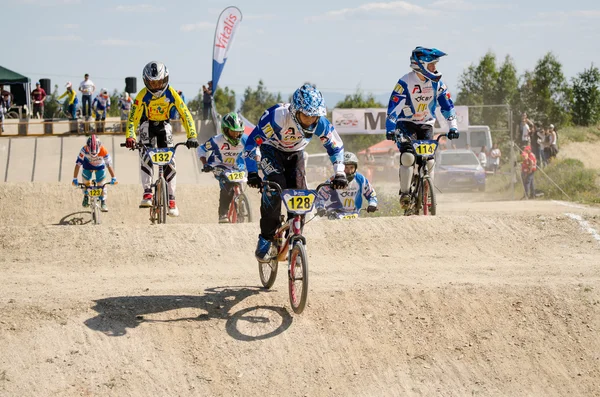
[[400, 152, 415, 167], [426, 159, 435, 173]]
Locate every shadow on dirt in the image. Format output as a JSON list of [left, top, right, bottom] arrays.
[[84, 286, 293, 341], [55, 211, 92, 225]]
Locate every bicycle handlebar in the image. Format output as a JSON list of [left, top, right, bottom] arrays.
[[78, 183, 109, 189], [120, 142, 188, 151], [262, 181, 330, 195], [394, 132, 448, 143]]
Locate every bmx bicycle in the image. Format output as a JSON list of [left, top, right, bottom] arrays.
[[77, 180, 113, 225], [258, 181, 330, 314], [207, 165, 252, 223], [121, 141, 186, 224], [393, 133, 447, 216]]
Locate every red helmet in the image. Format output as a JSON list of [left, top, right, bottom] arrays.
[[86, 134, 100, 156]]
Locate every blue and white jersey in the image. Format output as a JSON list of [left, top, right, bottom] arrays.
[[315, 172, 377, 213], [244, 103, 345, 174], [92, 95, 110, 111], [386, 71, 457, 132], [198, 133, 247, 171]]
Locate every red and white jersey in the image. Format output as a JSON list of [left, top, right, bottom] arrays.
[[76, 145, 111, 171]]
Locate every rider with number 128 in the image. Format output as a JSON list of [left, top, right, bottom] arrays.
[[386, 47, 460, 209], [245, 84, 348, 261], [125, 61, 198, 217], [198, 112, 247, 223]]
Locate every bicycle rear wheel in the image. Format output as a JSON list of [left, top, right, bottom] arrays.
[[421, 177, 436, 216], [236, 192, 252, 223], [155, 176, 168, 224], [288, 242, 309, 314], [6, 111, 19, 119]]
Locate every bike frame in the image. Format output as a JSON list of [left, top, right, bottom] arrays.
[[212, 165, 249, 224], [79, 181, 108, 225]]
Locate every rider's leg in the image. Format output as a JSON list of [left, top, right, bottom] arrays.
[[137, 121, 153, 205], [218, 179, 234, 218], [94, 169, 109, 211], [81, 169, 93, 207], [399, 152, 415, 194]]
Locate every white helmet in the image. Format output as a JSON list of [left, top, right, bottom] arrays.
[[65, 81, 72, 88], [143, 61, 169, 97], [343, 152, 359, 182]]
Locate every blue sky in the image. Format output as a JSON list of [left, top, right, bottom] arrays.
[[3, 0, 600, 106]]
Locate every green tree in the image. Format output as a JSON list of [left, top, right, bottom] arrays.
[[571, 64, 600, 126], [519, 52, 571, 126], [240, 80, 282, 124], [213, 87, 236, 115], [455, 52, 518, 128], [108, 89, 121, 117]]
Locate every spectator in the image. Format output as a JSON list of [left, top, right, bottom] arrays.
[[202, 83, 212, 120], [118, 92, 132, 132], [177, 90, 186, 104], [530, 122, 541, 165], [79, 73, 96, 121], [521, 146, 537, 200], [31, 82, 47, 119], [92, 88, 110, 132], [549, 124, 558, 159], [489, 143, 501, 174], [478, 146, 487, 169], [535, 123, 546, 167], [1, 86, 14, 112], [0, 93, 5, 133], [58, 82, 78, 120], [521, 113, 534, 147]]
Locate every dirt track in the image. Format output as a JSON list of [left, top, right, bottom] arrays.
[[1, 183, 600, 396]]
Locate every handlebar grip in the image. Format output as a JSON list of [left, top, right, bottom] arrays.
[[119, 143, 127, 147]]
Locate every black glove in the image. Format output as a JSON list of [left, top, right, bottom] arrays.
[[400, 138, 414, 154], [202, 164, 214, 173], [247, 172, 262, 189], [447, 128, 459, 140], [186, 138, 199, 149], [386, 131, 396, 141], [367, 205, 378, 213], [331, 173, 348, 190], [316, 208, 327, 217]]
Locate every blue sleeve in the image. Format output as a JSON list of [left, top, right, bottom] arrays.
[[237, 135, 248, 170], [197, 137, 215, 159], [436, 81, 456, 122], [314, 117, 344, 166], [244, 126, 266, 173], [386, 79, 411, 132]]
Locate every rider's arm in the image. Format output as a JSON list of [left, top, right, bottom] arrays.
[[57, 91, 67, 100], [244, 125, 268, 173], [314, 118, 345, 174], [197, 137, 215, 165], [359, 174, 378, 207], [236, 134, 248, 170], [73, 164, 81, 180], [436, 80, 458, 130], [127, 89, 147, 139], [386, 79, 411, 132], [315, 185, 332, 210], [73, 148, 85, 178], [170, 87, 197, 139]]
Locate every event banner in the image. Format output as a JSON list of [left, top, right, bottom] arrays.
[[331, 106, 469, 135], [212, 6, 243, 91]]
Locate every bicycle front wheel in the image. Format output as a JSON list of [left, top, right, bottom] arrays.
[[259, 258, 278, 289], [421, 177, 436, 216], [288, 242, 309, 314], [236, 192, 252, 223], [156, 176, 168, 224], [92, 200, 100, 225]]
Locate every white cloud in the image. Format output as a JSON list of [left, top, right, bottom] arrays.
[[306, 1, 433, 22], [180, 22, 213, 32], [538, 10, 600, 19], [115, 4, 165, 12], [430, 0, 512, 11], [96, 39, 141, 47], [244, 14, 276, 21], [39, 35, 82, 41]]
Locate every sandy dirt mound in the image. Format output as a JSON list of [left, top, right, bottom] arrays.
[[1, 183, 600, 396]]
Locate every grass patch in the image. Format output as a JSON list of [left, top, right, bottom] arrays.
[[558, 125, 600, 144], [536, 158, 600, 203]]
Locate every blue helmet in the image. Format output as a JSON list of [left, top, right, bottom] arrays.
[[410, 47, 447, 82], [290, 84, 326, 137]]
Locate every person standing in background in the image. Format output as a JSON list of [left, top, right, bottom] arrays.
[[521, 146, 537, 200], [58, 82, 78, 120], [31, 82, 47, 119], [118, 92, 133, 132], [79, 73, 95, 121], [202, 83, 212, 120], [489, 143, 501, 174]]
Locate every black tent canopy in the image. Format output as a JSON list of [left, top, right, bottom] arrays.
[[0, 65, 31, 116]]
